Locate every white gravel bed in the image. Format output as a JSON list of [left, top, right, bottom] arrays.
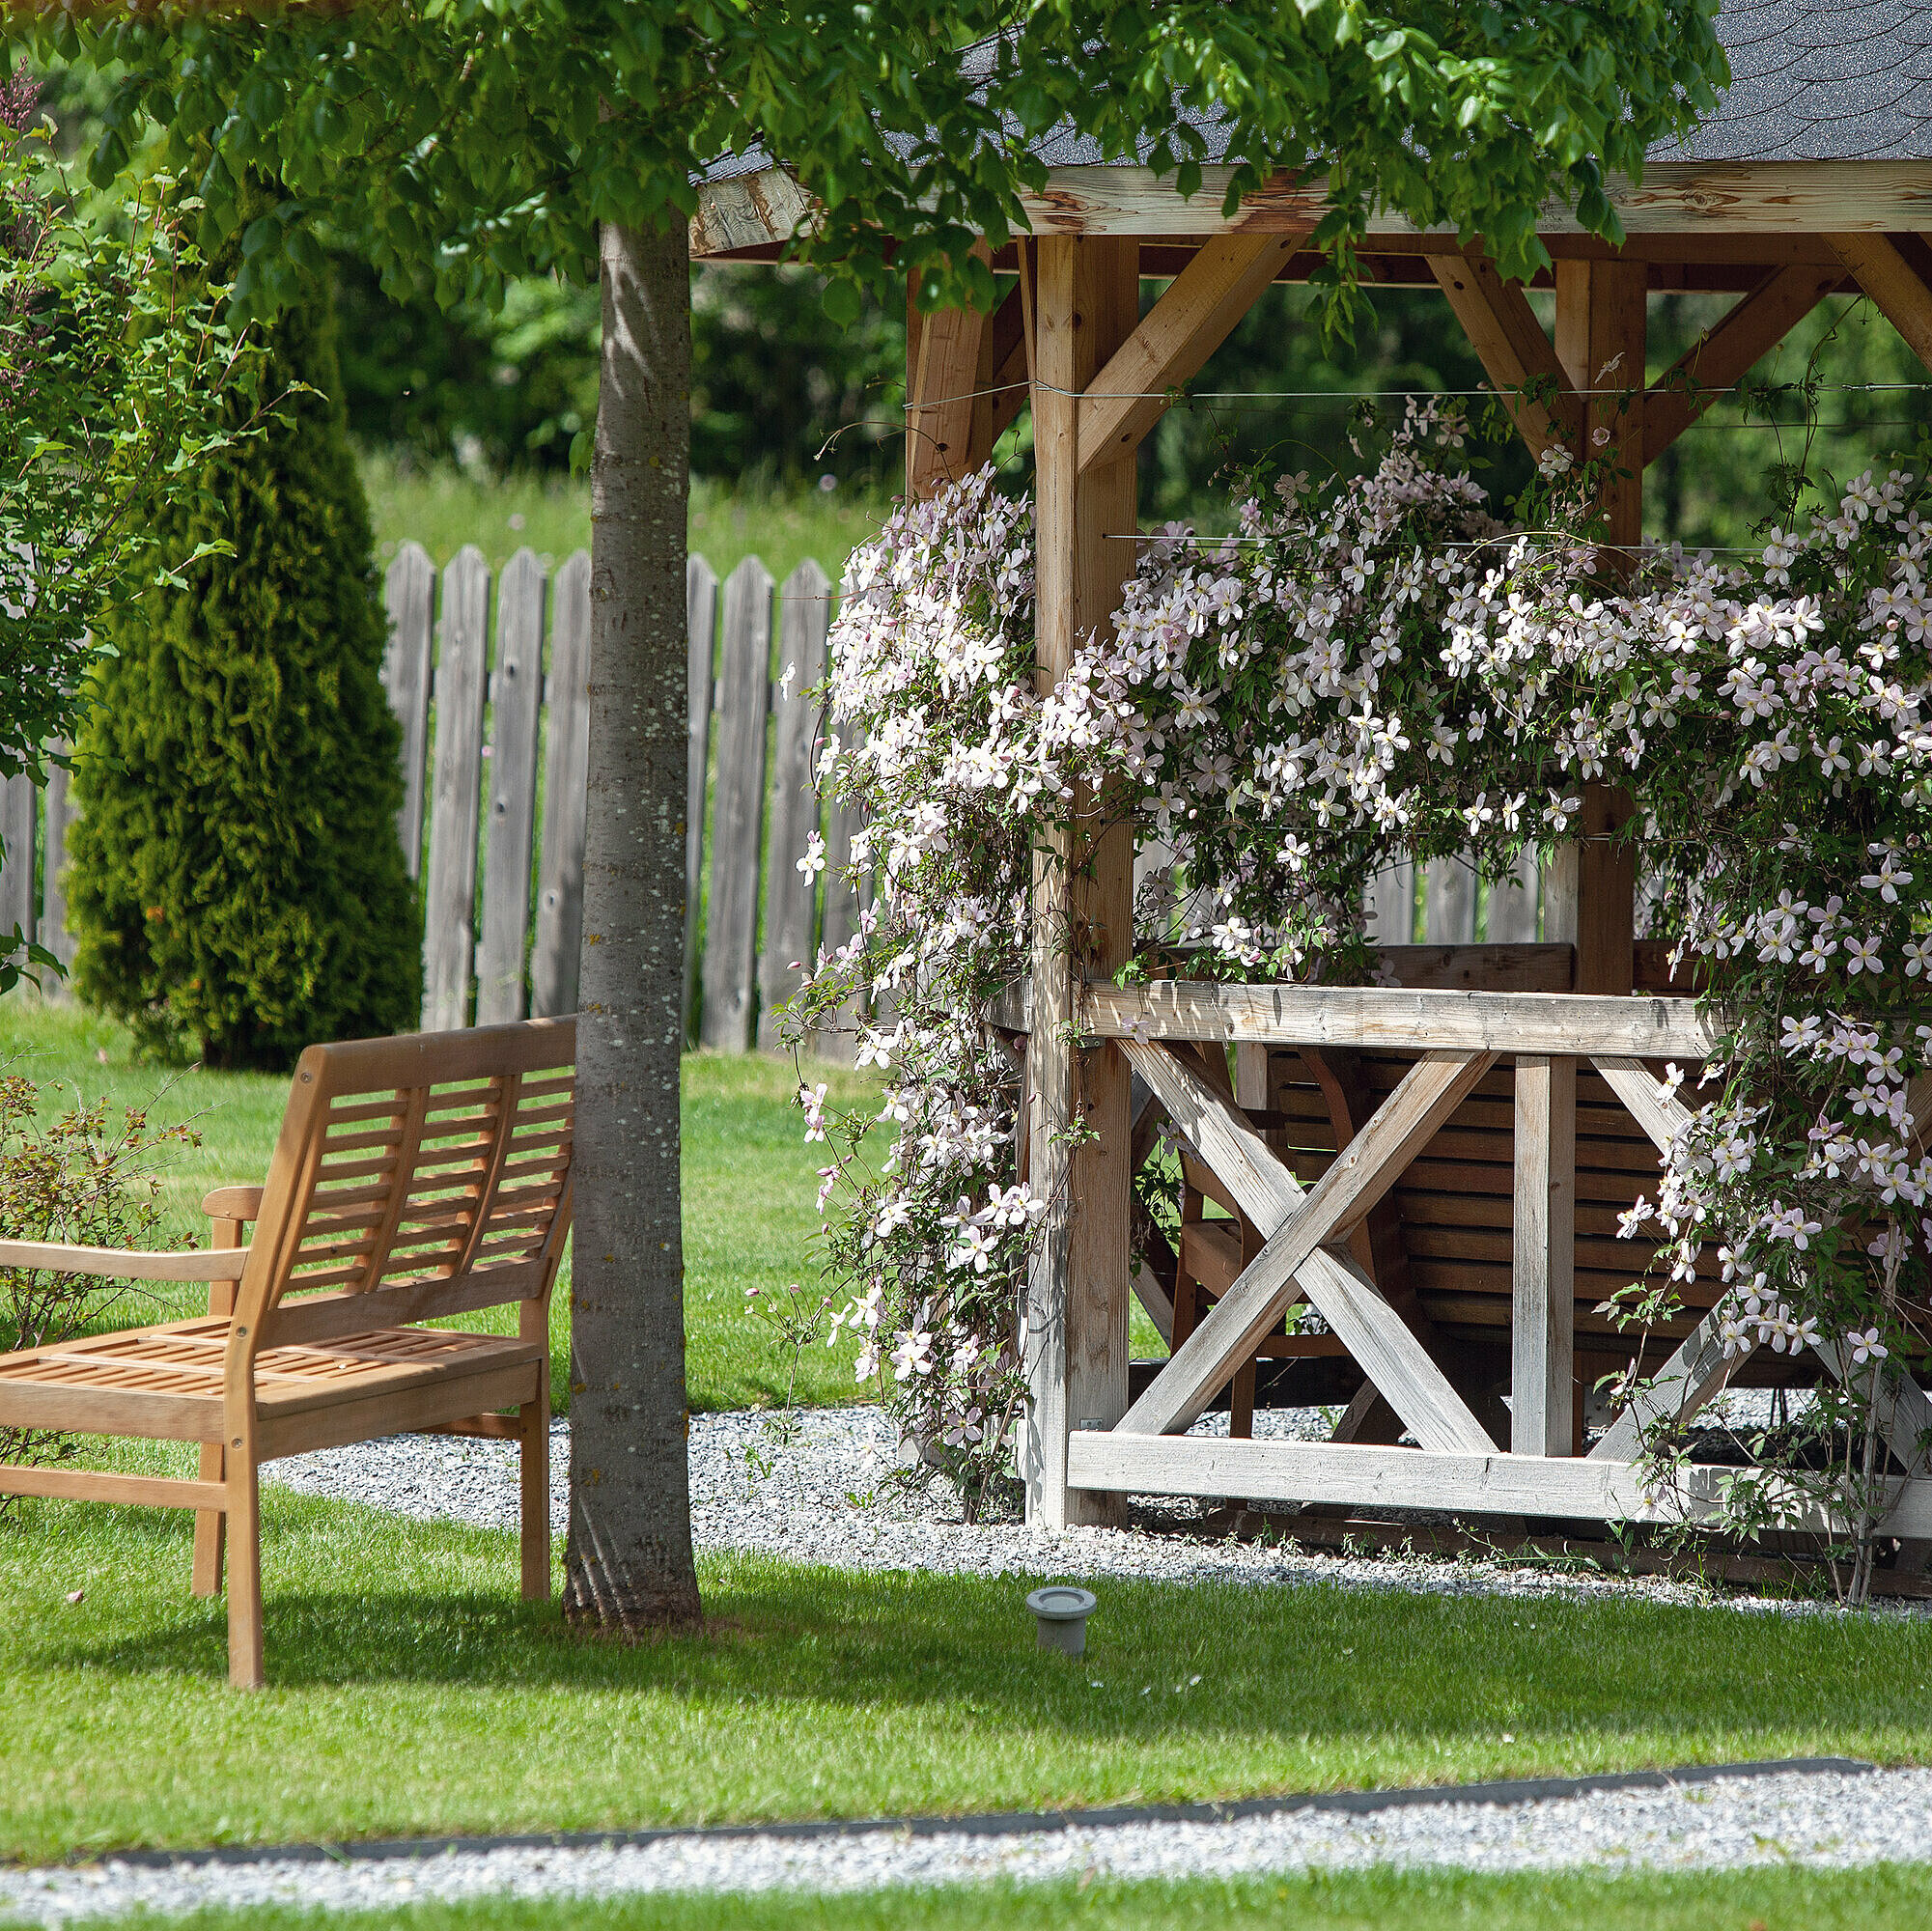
[[268, 1401, 1925, 1616], [4, 1767, 1930, 1923]]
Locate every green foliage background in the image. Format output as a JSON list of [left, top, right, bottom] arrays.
[[66, 257, 421, 1070]]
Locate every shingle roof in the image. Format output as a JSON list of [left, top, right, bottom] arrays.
[[1653, 0, 1932, 161], [701, 2, 1932, 186]]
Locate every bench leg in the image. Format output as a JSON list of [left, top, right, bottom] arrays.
[[519, 1386, 551, 1601], [191, 1442, 226, 1597], [225, 1454, 265, 1690]]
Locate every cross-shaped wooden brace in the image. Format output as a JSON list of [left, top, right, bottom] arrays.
[[1117, 1039, 1499, 1453]]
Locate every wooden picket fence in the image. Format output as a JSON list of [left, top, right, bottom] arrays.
[[0, 543, 1563, 1046]]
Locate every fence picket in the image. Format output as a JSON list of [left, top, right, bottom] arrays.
[[1485, 849, 1542, 943], [422, 546, 491, 1032], [700, 557, 772, 1051], [1424, 856, 1477, 945], [0, 770, 34, 950], [475, 548, 547, 1025], [1365, 860, 1414, 944], [683, 556, 719, 1042], [815, 742, 868, 1065], [382, 542, 436, 881], [757, 560, 831, 1049], [532, 549, 591, 1019], [40, 749, 73, 989]]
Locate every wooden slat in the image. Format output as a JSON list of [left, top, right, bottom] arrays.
[[1076, 232, 1308, 473], [1429, 248, 1581, 452], [39, 747, 73, 985], [532, 548, 592, 1019], [757, 559, 830, 1049], [475, 548, 547, 1025], [1067, 1432, 1932, 1539], [0, 766, 34, 954], [1484, 851, 1542, 945], [1119, 1040, 1497, 1454], [381, 540, 436, 880], [683, 555, 720, 1042], [1828, 233, 1932, 373], [1364, 860, 1414, 944], [1424, 857, 1476, 944], [422, 546, 491, 1031], [1643, 264, 1841, 463], [0, 1464, 224, 1509], [700, 557, 771, 1051], [1083, 982, 1713, 1057], [1512, 1055, 1576, 1456]]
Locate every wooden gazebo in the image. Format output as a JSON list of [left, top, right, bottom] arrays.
[[693, 4, 1932, 1545]]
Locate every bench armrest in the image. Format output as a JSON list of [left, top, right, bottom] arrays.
[[0, 1239, 250, 1282], [203, 1186, 265, 1223]]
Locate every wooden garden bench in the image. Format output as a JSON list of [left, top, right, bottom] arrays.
[[0, 1018, 574, 1687]]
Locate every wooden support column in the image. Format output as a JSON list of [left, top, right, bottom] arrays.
[[905, 243, 1006, 500], [1022, 235, 1140, 1528], [1544, 259, 1644, 994], [1511, 1055, 1575, 1455]]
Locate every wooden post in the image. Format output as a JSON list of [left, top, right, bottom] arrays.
[[1022, 236, 1139, 1529], [1544, 259, 1644, 996], [1511, 1054, 1576, 1454]]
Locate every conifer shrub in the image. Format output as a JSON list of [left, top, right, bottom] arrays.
[[68, 263, 421, 1070]]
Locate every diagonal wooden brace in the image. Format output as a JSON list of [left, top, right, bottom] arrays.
[[1118, 1040, 1498, 1451]]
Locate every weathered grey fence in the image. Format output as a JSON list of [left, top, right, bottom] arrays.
[[2, 545, 1566, 1043], [0, 545, 861, 1055]]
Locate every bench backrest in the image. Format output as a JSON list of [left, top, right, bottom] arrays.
[[236, 1020, 575, 1349]]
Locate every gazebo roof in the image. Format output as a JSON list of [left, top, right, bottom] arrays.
[[693, 1, 1932, 257]]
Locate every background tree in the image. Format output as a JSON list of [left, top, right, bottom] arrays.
[[61, 0, 1728, 1635], [66, 198, 420, 1071], [0, 66, 270, 989]]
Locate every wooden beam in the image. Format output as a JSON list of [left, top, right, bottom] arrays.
[[1081, 981, 1714, 1058], [1643, 264, 1841, 465], [1022, 236, 1140, 1530], [1512, 1055, 1576, 1456], [1428, 249, 1581, 454], [1066, 1432, 1932, 1537], [693, 163, 1932, 260], [1828, 232, 1932, 373], [1118, 1041, 1498, 1454], [1591, 1054, 1692, 1156], [906, 243, 993, 499], [1076, 233, 1306, 473]]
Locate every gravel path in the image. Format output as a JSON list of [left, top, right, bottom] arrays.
[[4, 1766, 1929, 1923], [270, 1399, 1927, 1616]]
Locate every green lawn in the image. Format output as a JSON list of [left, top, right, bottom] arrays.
[[0, 997, 876, 1412], [360, 455, 889, 588], [4, 1488, 1932, 1861], [119, 1866, 1932, 1931]]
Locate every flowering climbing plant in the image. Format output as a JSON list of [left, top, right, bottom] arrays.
[[784, 406, 1932, 1578]]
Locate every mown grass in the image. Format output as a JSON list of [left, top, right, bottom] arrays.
[[0, 997, 877, 1412], [113, 1865, 1932, 1931], [359, 456, 889, 588], [4, 1490, 1932, 1861]]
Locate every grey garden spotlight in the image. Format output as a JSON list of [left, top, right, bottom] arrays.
[[1027, 1584, 1097, 1656]]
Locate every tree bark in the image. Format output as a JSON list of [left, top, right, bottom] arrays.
[[563, 213, 702, 1633]]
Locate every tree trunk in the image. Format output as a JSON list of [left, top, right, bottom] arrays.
[[563, 213, 702, 1633]]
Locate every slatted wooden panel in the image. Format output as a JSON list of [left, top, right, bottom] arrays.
[[684, 556, 719, 1042], [757, 559, 830, 1049], [701, 557, 773, 1051], [532, 549, 592, 1020], [381, 542, 437, 881], [475, 549, 547, 1024], [422, 546, 491, 1032], [0, 768, 34, 949], [1258, 1049, 1726, 1357]]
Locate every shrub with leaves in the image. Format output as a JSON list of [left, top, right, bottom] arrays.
[[0, 69, 273, 991], [0, 1072, 199, 1486]]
